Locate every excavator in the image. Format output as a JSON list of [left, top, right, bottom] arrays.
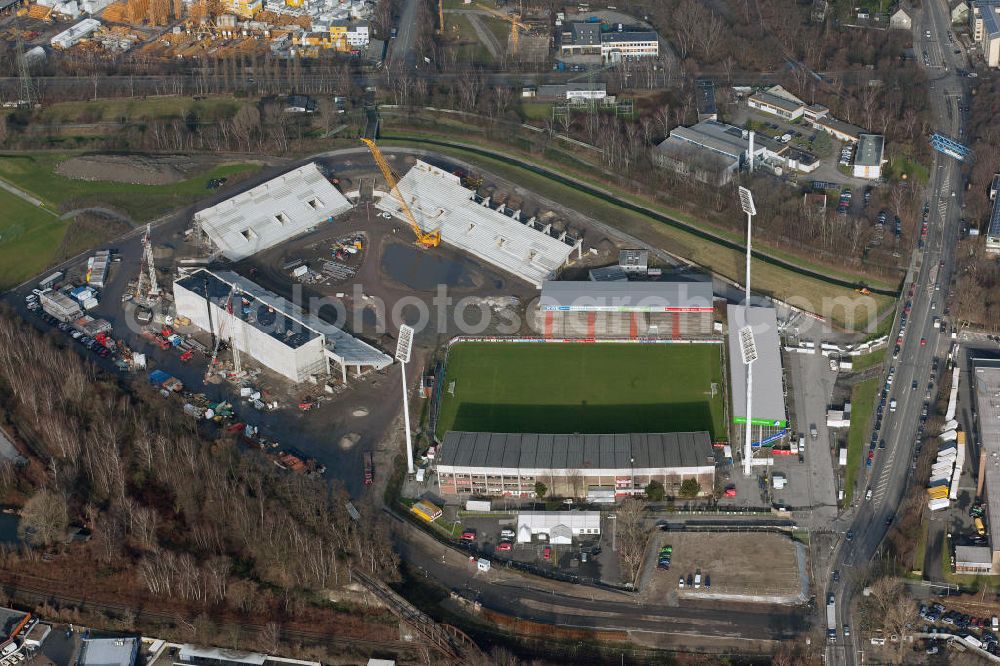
[[361, 138, 441, 248]]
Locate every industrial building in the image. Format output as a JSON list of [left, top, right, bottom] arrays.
[[973, 0, 1000, 67], [537, 83, 608, 102], [51, 18, 101, 48], [537, 280, 714, 338], [973, 356, 1000, 572], [653, 120, 763, 185], [175, 644, 320, 666], [748, 85, 806, 120], [78, 636, 141, 666], [726, 305, 788, 453], [853, 134, 886, 179], [193, 163, 353, 261], [696, 79, 718, 122], [987, 187, 1000, 253], [173, 269, 391, 383], [955, 545, 994, 574], [435, 431, 716, 498], [377, 160, 580, 287], [810, 115, 865, 143], [516, 512, 601, 543]]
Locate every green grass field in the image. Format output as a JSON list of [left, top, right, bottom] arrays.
[[0, 154, 260, 222], [844, 377, 879, 505], [0, 189, 66, 288], [436, 342, 726, 438]]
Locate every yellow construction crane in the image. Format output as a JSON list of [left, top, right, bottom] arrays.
[[477, 3, 526, 52], [361, 138, 441, 248], [437, 0, 444, 34]]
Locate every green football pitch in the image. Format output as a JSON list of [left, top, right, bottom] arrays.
[[435, 342, 726, 438]]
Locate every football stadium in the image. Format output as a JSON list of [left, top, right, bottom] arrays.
[[434, 341, 726, 438]]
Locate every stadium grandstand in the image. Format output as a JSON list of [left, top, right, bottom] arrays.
[[537, 280, 715, 339]]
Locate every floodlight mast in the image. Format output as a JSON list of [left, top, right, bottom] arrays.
[[738, 186, 757, 478], [396, 325, 415, 474]]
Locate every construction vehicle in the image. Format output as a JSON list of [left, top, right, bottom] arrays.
[[855, 286, 871, 295], [360, 138, 441, 248]]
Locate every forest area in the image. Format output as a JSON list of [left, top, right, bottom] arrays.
[[0, 309, 402, 656]]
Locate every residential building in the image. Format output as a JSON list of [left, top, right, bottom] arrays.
[[727, 305, 788, 452], [853, 134, 886, 179], [193, 162, 353, 261], [537, 280, 715, 338], [173, 269, 391, 383], [436, 431, 717, 497], [972, 0, 1000, 67], [601, 29, 658, 62], [747, 85, 806, 120], [889, 6, 912, 29], [516, 512, 600, 543], [811, 115, 865, 143], [696, 79, 718, 121]]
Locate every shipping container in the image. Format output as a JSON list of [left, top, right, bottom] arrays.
[[927, 498, 951, 511]]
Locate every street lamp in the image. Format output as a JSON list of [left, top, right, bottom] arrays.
[[396, 324, 415, 474], [737, 186, 757, 478], [739, 325, 758, 478]]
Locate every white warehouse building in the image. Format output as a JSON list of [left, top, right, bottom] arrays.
[[377, 160, 581, 287], [193, 162, 353, 261], [516, 511, 601, 544], [173, 269, 391, 383]]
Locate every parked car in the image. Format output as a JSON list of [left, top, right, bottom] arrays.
[[497, 541, 512, 552], [460, 530, 476, 541], [542, 546, 551, 560]]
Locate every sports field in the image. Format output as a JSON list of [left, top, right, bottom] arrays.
[[436, 342, 726, 438]]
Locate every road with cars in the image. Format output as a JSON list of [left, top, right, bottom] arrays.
[[825, 0, 971, 662]]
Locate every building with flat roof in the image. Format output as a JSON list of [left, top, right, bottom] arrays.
[[193, 163, 353, 261], [588, 265, 629, 282], [987, 194, 1000, 253], [601, 29, 658, 61], [696, 79, 718, 121], [972, 356, 1000, 572], [538, 280, 714, 338], [437, 431, 716, 497], [537, 83, 607, 102], [853, 134, 886, 179], [973, 0, 1000, 67], [516, 511, 600, 543], [956, 545, 994, 574], [726, 305, 787, 452], [377, 161, 580, 287], [619, 248, 649, 274], [173, 269, 390, 383], [748, 86, 806, 120], [79, 636, 140, 666], [559, 21, 601, 55]]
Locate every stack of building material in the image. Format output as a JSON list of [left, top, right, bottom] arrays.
[[950, 431, 966, 501]]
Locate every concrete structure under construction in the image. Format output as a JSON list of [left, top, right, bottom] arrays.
[[376, 160, 580, 287], [726, 305, 788, 454], [173, 269, 391, 383], [193, 163, 353, 261], [435, 431, 716, 497], [972, 356, 1000, 571], [537, 280, 714, 338]]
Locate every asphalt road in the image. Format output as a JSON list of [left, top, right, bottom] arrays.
[[826, 0, 969, 662]]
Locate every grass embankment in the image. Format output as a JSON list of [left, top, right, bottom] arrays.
[[851, 348, 886, 373], [36, 96, 246, 125], [844, 377, 880, 504], [0, 189, 65, 288], [0, 153, 260, 222], [437, 342, 726, 438]]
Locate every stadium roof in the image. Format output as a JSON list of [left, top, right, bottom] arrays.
[[437, 431, 715, 474], [79, 637, 140, 666], [539, 280, 713, 312], [726, 305, 786, 425], [855, 134, 885, 167], [517, 512, 600, 531], [194, 163, 353, 261], [176, 269, 391, 367], [378, 161, 576, 287]]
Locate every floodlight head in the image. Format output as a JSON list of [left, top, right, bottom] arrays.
[[738, 325, 758, 365], [738, 186, 756, 216], [395, 324, 414, 363]]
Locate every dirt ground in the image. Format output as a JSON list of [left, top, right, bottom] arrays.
[[643, 532, 803, 601], [55, 154, 211, 184]]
